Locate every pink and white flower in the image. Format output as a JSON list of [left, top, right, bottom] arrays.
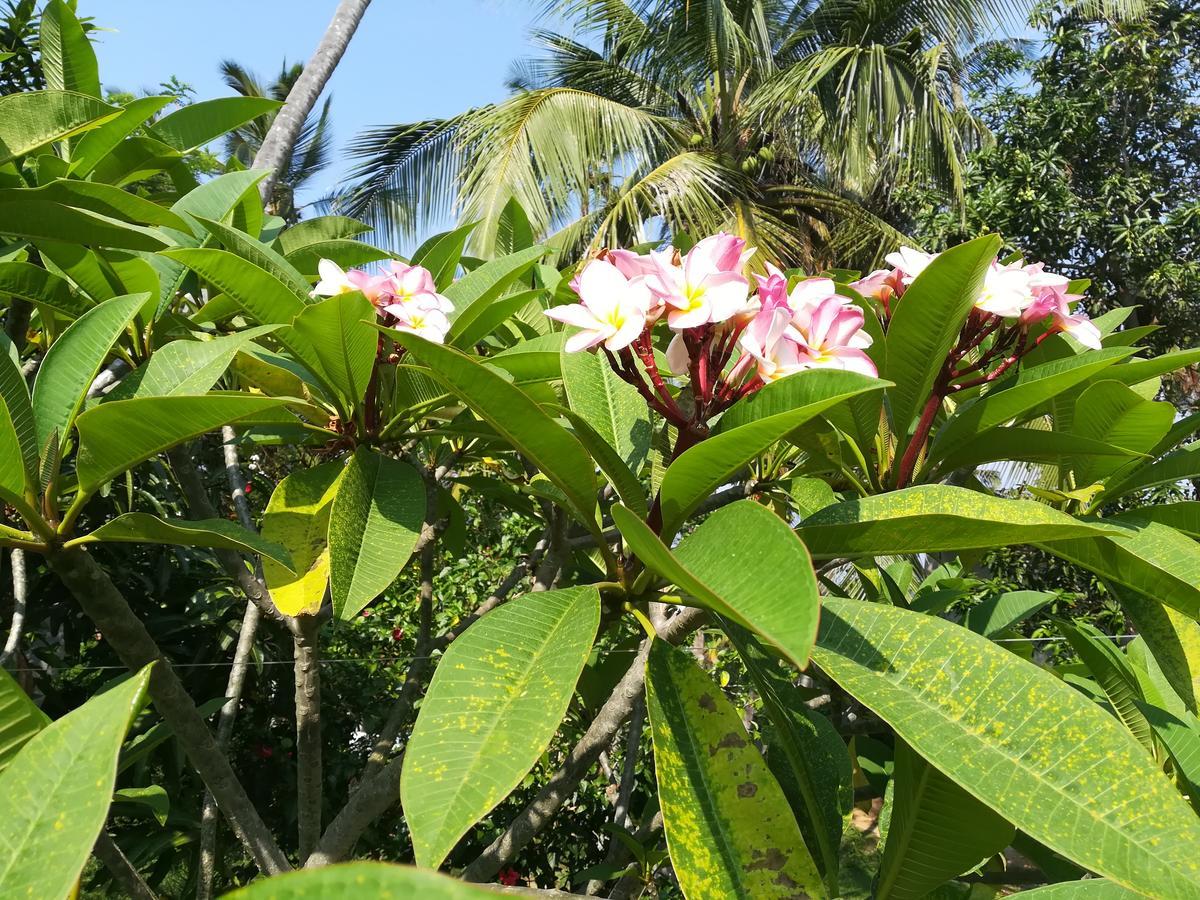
[[380, 261, 454, 314], [1021, 280, 1101, 349], [884, 247, 937, 285], [312, 259, 390, 304], [546, 258, 652, 352], [389, 303, 452, 343], [645, 236, 751, 329]]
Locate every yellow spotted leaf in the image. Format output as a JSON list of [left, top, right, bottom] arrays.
[[261, 461, 343, 617]]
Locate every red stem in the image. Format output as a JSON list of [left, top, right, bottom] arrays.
[[895, 389, 942, 489]]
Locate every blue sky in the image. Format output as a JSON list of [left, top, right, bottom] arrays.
[[94, 1, 542, 221]]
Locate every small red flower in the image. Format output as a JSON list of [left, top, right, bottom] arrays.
[[392, 628, 404, 641], [497, 868, 520, 886], [361, 609, 372, 618], [254, 743, 273, 760], [244, 482, 253, 494]]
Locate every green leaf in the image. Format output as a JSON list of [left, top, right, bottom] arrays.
[[0, 664, 151, 900], [933, 427, 1140, 477], [488, 332, 566, 382], [108, 326, 278, 400], [112, 784, 169, 826], [226, 863, 494, 899], [885, 235, 1000, 445], [1119, 583, 1200, 714], [390, 331, 598, 528], [74, 395, 287, 493], [283, 239, 392, 280], [11, 180, 191, 231], [1041, 515, 1200, 619], [660, 370, 889, 538], [0, 337, 37, 485], [1135, 702, 1200, 814], [561, 347, 651, 473], [1016, 882, 1141, 898], [645, 641, 825, 900], [260, 461, 343, 617], [72, 512, 294, 570], [1104, 442, 1200, 502], [68, 95, 172, 177], [0, 398, 26, 505], [1070, 381, 1174, 485], [39, 0, 99, 97], [32, 292, 147, 455], [290, 293, 377, 413], [402, 586, 601, 868], [553, 404, 648, 518], [0, 90, 116, 164], [612, 501, 820, 670], [813, 599, 1200, 898], [329, 448, 425, 620], [797, 485, 1120, 559], [724, 623, 850, 892], [410, 221, 478, 291], [928, 348, 1136, 466], [195, 215, 311, 300], [0, 197, 167, 250], [1056, 618, 1155, 752], [963, 590, 1057, 638], [0, 260, 92, 318], [445, 245, 547, 346], [150, 97, 281, 152], [159, 247, 305, 325], [0, 668, 50, 774], [276, 216, 372, 254], [171, 170, 266, 225], [875, 740, 1014, 900]]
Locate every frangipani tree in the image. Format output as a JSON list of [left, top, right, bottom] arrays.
[[4, 3, 1200, 899]]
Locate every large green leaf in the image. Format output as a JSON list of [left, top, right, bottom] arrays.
[[32, 292, 147, 455], [1070, 381, 1173, 485], [290, 293, 376, 413], [646, 641, 825, 900], [391, 331, 598, 528], [1041, 515, 1200, 619], [74, 394, 287, 493], [261, 462, 343, 618], [1136, 702, 1200, 814], [402, 586, 600, 868], [227, 863, 493, 899], [0, 336, 37, 483], [0, 197, 167, 250], [1056, 618, 1154, 752], [963, 590, 1057, 638], [884, 235, 1000, 445], [0, 668, 50, 774], [1104, 442, 1200, 501], [68, 95, 172, 177], [553, 404, 648, 518], [0, 399, 25, 505], [1119, 584, 1200, 714], [328, 448, 425, 620], [410, 221, 478, 291], [724, 623, 850, 892], [928, 348, 1136, 465], [39, 0, 100, 97], [875, 740, 1014, 900], [612, 501, 820, 670], [283, 239, 392, 281], [0, 260, 92, 318], [0, 664, 150, 900], [0, 90, 116, 164], [12, 180, 191, 232], [193, 216, 311, 300], [932, 427, 1140, 477], [275, 215, 372, 254], [1017, 882, 1141, 899], [659, 370, 889, 538], [812, 599, 1200, 898], [561, 346, 651, 473], [151, 97, 281, 153], [107, 326, 278, 400], [444, 244, 547, 346], [796, 485, 1120, 558], [159, 248, 305, 325], [71, 512, 294, 570]]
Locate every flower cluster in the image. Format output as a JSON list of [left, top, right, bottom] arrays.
[[852, 247, 1101, 349], [546, 234, 877, 437], [313, 259, 454, 343]]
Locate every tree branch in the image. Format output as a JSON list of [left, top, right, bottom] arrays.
[[93, 831, 157, 900], [462, 608, 706, 883], [294, 615, 324, 863], [46, 546, 291, 875], [585, 696, 644, 895], [1, 548, 28, 666]]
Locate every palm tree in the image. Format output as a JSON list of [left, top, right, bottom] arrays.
[[337, 0, 1026, 267], [219, 59, 335, 223]]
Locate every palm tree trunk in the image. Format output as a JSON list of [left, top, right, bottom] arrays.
[[251, 0, 373, 209]]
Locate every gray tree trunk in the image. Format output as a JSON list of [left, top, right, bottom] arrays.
[[251, 0, 374, 209]]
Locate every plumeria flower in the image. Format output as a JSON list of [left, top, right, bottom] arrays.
[[606, 248, 659, 279], [311, 259, 390, 303], [790, 296, 877, 376], [546, 257, 652, 352], [646, 241, 751, 329], [976, 262, 1038, 318], [382, 261, 454, 314], [690, 232, 756, 272], [1021, 285, 1102, 349], [884, 247, 937, 285], [388, 301, 452, 343], [851, 267, 905, 305]]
